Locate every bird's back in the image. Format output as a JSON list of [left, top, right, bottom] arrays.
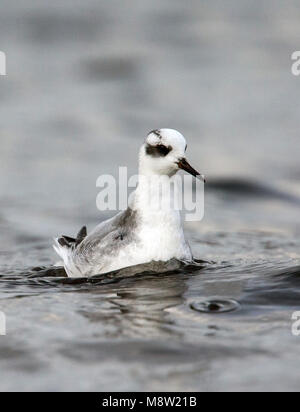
[[54, 208, 139, 277]]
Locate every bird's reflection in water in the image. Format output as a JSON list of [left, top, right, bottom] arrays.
[[79, 273, 188, 339]]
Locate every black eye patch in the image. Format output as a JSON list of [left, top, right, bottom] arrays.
[[146, 144, 172, 157]]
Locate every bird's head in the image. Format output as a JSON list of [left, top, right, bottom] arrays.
[[139, 128, 205, 182]]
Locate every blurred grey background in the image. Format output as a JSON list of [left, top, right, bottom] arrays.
[[1, 0, 300, 393], [0, 0, 299, 241]]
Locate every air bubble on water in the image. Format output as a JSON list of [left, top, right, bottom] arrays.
[[190, 298, 240, 314]]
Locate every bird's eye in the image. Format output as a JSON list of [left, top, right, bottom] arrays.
[[146, 144, 172, 157], [156, 144, 171, 156]]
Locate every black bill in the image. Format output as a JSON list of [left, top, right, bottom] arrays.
[[177, 158, 206, 183]]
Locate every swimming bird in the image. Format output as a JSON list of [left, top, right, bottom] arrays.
[[53, 129, 205, 277]]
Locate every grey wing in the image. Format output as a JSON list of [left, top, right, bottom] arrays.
[[74, 208, 139, 269]]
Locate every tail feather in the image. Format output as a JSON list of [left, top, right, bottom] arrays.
[[53, 226, 88, 278], [60, 235, 76, 245], [76, 226, 87, 246]]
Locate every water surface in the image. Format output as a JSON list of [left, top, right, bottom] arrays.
[[0, 0, 300, 392]]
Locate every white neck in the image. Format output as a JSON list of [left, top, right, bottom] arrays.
[[133, 172, 181, 225], [130, 173, 192, 263]]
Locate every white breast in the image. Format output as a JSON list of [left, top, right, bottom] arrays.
[[131, 176, 192, 263]]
